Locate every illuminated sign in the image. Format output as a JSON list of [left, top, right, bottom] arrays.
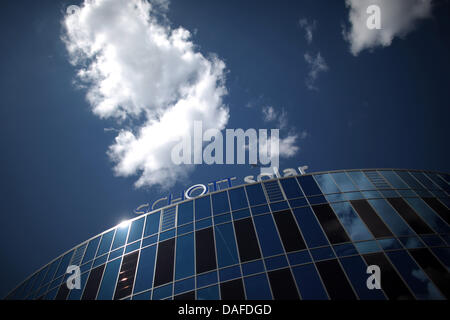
[[134, 165, 308, 214]]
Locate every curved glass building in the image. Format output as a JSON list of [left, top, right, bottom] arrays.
[[6, 169, 450, 300]]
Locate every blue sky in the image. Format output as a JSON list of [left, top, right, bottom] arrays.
[[0, 0, 449, 297]]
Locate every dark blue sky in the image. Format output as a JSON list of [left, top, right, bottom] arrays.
[[0, 0, 449, 297]]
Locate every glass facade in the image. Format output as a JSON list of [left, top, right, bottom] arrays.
[[5, 169, 450, 300]]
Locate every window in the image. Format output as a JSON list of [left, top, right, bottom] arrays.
[[408, 248, 450, 298], [297, 175, 322, 196], [292, 264, 328, 300], [405, 198, 450, 234], [114, 251, 139, 300], [379, 171, 408, 189], [292, 207, 329, 248], [272, 210, 306, 252], [245, 183, 267, 206], [215, 223, 239, 268], [244, 273, 272, 300], [312, 204, 350, 244], [420, 197, 450, 225], [212, 192, 230, 215], [330, 172, 358, 192], [127, 218, 144, 243], [280, 178, 304, 199], [196, 227, 217, 273], [177, 201, 193, 226], [367, 199, 414, 237], [315, 259, 356, 300], [314, 174, 340, 194], [263, 180, 285, 202], [195, 196, 211, 220], [253, 214, 284, 257], [387, 198, 433, 234], [233, 218, 261, 262], [387, 250, 443, 300], [347, 171, 375, 191], [268, 268, 299, 300], [144, 211, 160, 237], [96, 230, 114, 257], [161, 206, 176, 231], [154, 239, 175, 287], [175, 233, 195, 280], [331, 202, 373, 241], [82, 265, 105, 300], [339, 255, 386, 300], [112, 225, 129, 250], [97, 258, 122, 300], [363, 252, 413, 300], [133, 245, 157, 294], [228, 187, 248, 211], [351, 200, 393, 238], [220, 279, 245, 300], [81, 236, 100, 264], [197, 285, 219, 300]]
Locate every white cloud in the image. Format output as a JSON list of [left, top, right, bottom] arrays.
[[304, 52, 328, 91], [299, 18, 317, 44], [62, 0, 229, 189], [261, 106, 300, 158], [262, 106, 277, 122], [343, 0, 433, 56]]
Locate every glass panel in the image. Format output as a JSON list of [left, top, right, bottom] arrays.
[[228, 187, 248, 211], [133, 245, 157, 294], [405, 198, 450, 234], [177, 201, 193, 226], [368, 199, 414, 237], [280, 178, 304, 199], [312, 204, 351, 244], [97, 230, 114, 257], [220, 279, 245, 300], [244, 273, 272, 300], [175, 233, 195, 280], [97, 258, 122, 300], [215, 223, 239, 268], [195, 196, 212, 220], [263, 180, 285, 202], [379, 171, 408, 189], [363, 252, 414, 300], [127, 218, 145, 243], [330, 172, 358, 192], [310, 246, 335, 261], [267, 268, 299, 300], [347, 171, 375, 190], [219, 265, 241, 282], [331, 202, 373, 241], [272, 210, 306, 252], [197, 285, 219, 300], [314, 174, 340, 194], [292, 264, 328, 300], [233, 218, 262, 262], [81, 236, 101, 264], [81, 265, 105, 300], [420, 197, 450, 225], [297, 175, 322, 196], [387, 250, 443, 300], [315, 259, 356, 300], [212, 192, 230, 215], [144, 211, 160, 237], [387, 198, 433, 234], [114, 251, 139, 300], [242, 260, 265, 276], [431, 247, 450, 269], [351, 200, 394, 238], [245, 183, 267, 206], [292, 207, 329, 248], [195, 227, 217, 273], [340, 255, 386, 300], [154, 239, 175, 287], [253, 214, 284, 257], [112, 225, 129, 250], [409, 248, 450, 297]]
